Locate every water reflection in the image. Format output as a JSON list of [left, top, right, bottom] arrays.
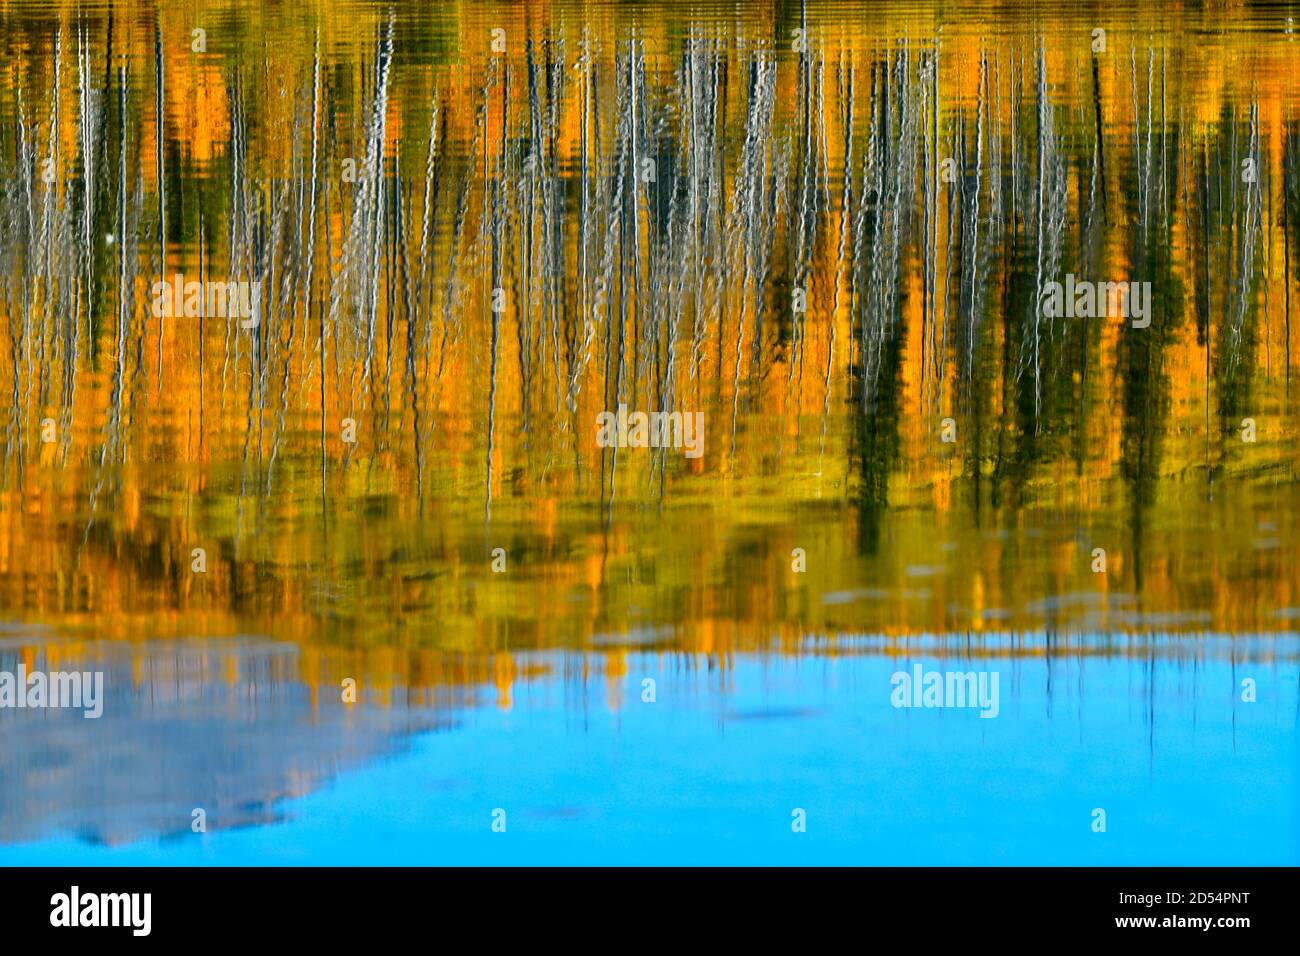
[[0, 630, 1295, 863], [0, 0, 1297, 861]]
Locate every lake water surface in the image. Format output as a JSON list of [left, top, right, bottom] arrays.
[[0, 0, 1297, 864]]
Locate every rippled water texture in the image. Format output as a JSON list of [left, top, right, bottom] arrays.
[[0, 1, 1297, 864]]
